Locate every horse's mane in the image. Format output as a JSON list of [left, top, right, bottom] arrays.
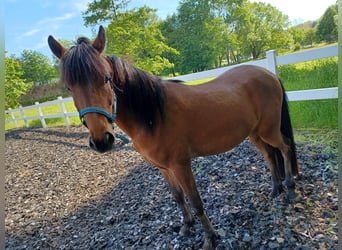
[[60, 37, 111, 85], [60, 38, 165, 133], [108, 55, 165, 132]]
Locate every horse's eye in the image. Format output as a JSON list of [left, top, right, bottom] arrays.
[[65, 86, 71, 91]]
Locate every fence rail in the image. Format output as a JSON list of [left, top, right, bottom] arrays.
[[6, 96, 77, 129], [5, 45, 338, 129]]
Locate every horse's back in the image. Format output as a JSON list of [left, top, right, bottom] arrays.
[[207, 65, 280, 92]]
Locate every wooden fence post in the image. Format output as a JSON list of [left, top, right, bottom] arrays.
[[8, 108, 18, 128], [266, 49, 278, 75], [35, 101, 46, 128], [19, 105, 29, 128], [58, 96, 70, 127]]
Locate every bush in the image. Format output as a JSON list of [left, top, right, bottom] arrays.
[[19, 82, 69, 106]]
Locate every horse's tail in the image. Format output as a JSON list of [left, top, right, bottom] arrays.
[[274, 79, 299, 179]]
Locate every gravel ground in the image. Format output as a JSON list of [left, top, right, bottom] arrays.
[[5, 126, 338, 249]]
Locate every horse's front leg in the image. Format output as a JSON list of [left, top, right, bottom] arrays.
[[159, 168, 195, 236], [170, 162, 217, 250]]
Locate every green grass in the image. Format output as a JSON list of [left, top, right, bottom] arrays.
[[185, 77, 213, 85], [278, 57, 338, 129], [288, 100, 337, 129], [279, 57, 338, 91], [294, 128, 337, 147], [294, 128, 338, 170]]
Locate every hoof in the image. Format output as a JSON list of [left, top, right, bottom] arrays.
[[203, 240, 215, 250], [287, 192, 302, 203], [202, 234, 217, 250], [179, 224, 192, 236], [269, 186, 284, 199], [269, 191, 278, 199]]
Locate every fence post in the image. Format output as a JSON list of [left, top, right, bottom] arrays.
[[266, 49, 278, 75], [35, 101, 46, 128], [58, 96, 70, 127], [8, 108, 18, 128], [19, 105, 29, 128]]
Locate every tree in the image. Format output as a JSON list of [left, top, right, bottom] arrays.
[[303, 28, 316, 47], [105, 7, 178, 75], [83, 1, 178, 75], [160, 14, 183, 76], [292, 21, 317, 47], [5, 55, 32, 109], [231, 2, 292, 59], [83, 0, 130, 27], [212, 0, 248, 63], [164, 0, 229, 73], [289, 26, 305, 50], [316, 4, 338, 43], [20, 50, 57, 85]]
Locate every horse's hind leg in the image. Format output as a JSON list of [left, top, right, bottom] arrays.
[[249, 135, 284, 198], [257, 132, 299, 202], [275, 135, 300, 201], [159, 168, 195, 236]]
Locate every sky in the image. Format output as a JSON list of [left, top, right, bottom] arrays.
[[5, 0, 337, 59]]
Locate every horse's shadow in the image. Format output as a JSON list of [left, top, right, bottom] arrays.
[[5, 127, 130, 151]]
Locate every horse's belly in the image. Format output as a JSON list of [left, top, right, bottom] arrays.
[[188, 118, 253, 156]]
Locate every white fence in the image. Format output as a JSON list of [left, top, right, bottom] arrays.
[[6, 96, 77, 129], [5, 45, 338, 129], [170, 45, 338, 101]]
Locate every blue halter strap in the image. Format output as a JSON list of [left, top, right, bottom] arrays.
[[77, 74, 129, 144], [78, 76, 117, 128], [79, 94, 117, 127]]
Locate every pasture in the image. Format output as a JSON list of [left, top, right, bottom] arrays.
[[279, 57, 338, 128]]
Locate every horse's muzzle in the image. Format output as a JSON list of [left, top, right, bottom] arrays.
[[89, 132, 115, 153]]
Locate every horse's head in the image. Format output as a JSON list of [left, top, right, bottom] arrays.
[[48, 26, 116, 153]]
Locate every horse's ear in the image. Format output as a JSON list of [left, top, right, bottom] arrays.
[[92, 25, 106, 54], [48, 36, 67, 59]]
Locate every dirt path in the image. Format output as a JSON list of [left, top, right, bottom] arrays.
[[5, 126, 337, 249]]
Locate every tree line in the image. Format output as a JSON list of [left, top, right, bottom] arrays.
[[5, 0, 338, 109]]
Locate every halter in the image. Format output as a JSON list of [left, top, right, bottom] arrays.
[[78, 75, 117, 128]]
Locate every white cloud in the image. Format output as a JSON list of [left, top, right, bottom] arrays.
[[15, 28, 41, 40], [38, 12, 75, 25], [21, 28, 40, 37]]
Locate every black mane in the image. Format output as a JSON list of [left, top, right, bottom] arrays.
[[108, 55, 165, 132], [60, 37, 111, 85]]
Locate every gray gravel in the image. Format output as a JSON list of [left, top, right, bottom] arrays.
[[5, 126, 338, 249]]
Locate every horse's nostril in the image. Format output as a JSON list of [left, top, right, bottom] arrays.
[[89, 137, 97, 150], [105, 132, 115, 146], [88, 133, 114, 153]]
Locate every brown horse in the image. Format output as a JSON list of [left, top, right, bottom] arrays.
[[48, 26, 300, 250]]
